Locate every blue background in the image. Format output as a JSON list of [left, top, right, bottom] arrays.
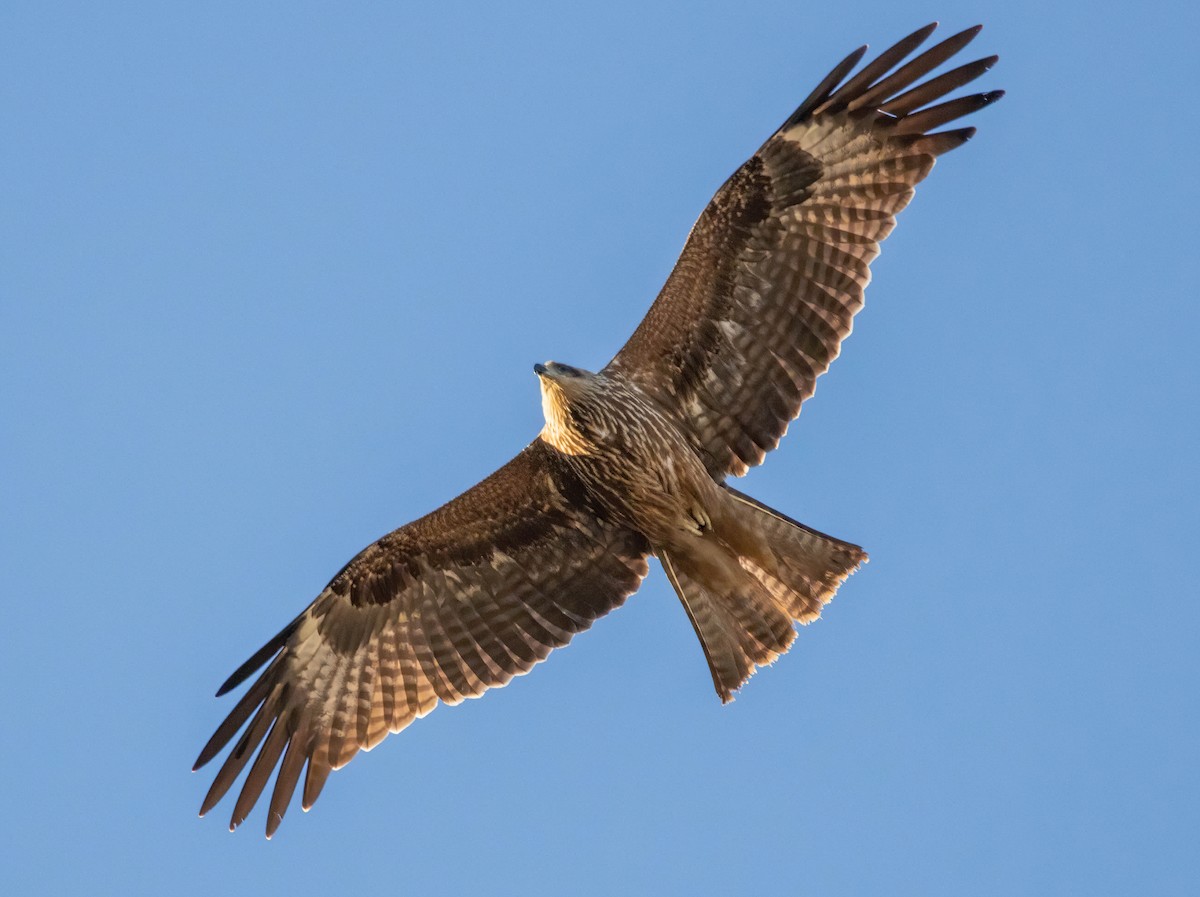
[[3, 2, 1196, 894]]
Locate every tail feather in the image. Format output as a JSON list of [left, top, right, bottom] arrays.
[[722, 485, 867, 623], [660, 551, 792, 703], [661, 487, 867, 702]]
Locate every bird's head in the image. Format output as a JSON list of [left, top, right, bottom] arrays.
[[533, 360, 593, 385], [534, 360, 598, 405]]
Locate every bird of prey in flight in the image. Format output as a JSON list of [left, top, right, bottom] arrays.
[[196, 22, 1002, 837]]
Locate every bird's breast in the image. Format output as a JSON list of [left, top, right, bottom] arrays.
[[554, 385, 718, 544]]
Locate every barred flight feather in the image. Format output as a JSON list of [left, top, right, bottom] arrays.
[[608, 22, 1001, 478]]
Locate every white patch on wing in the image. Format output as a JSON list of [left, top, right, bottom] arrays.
[[718, 319, 744, 342]]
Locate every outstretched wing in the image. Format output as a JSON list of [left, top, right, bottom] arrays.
[[194, 439, 650, 837], [605, 23, 1002, 478]]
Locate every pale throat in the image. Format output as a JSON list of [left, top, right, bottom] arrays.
[[539, 382, 595, 456]]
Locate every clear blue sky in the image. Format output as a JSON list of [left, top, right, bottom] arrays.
[[3, 2, 1197, 894]]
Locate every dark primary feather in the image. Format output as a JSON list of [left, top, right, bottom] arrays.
[[195, 440, 650, 836], [606, 22, 1001, 479]]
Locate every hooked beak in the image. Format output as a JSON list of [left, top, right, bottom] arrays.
[[533, 362, 548, 376]]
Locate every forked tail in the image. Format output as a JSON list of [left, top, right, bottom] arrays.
[[660, 486, 867, 701]]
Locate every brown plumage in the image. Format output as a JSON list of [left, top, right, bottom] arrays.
[[196, 22, 1002, 836]]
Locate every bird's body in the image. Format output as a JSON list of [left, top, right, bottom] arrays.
[[538, 363, 720, 543], [196, 22, 1003, 836], [537, 360, 865, 699]]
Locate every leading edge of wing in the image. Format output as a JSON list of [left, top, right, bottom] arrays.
[[194, 439, 651, 836], [603, 23, 1002, 479]]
